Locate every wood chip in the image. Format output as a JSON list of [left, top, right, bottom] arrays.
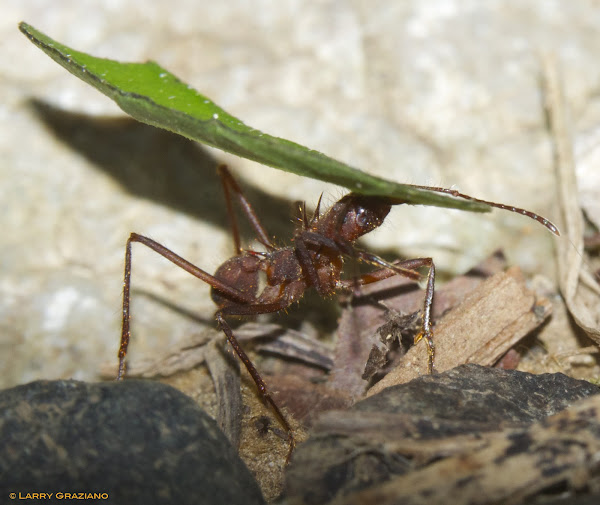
[[367, 267, 552, 395], [335, 392, 600, 505]]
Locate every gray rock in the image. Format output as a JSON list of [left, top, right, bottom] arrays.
[[285, 365, 600, 505], [354, 363, 600, 428], [0, 380, 264, 505]]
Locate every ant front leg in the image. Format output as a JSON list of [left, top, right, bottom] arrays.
[[411, 258, 435, 374], [339, 254, 437, 374], [117, 233, 252, 380]]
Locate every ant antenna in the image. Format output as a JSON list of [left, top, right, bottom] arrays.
[[409, 185, 560, 236]]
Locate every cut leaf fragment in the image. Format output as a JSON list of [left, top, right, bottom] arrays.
[[18, 21, 493, 212]]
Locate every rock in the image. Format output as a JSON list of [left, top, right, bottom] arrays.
[[285, 365, 600, 505], [0, 380, 264, 505], [354, 363, 600, 426]]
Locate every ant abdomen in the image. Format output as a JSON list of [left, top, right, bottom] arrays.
[[211, 254, 261, 306]]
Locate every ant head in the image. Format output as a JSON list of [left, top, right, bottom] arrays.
[[338, 195, 391, 242]]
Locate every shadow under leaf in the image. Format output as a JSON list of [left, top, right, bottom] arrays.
[[29, 99, 298, 243]]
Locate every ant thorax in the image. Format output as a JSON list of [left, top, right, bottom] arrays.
[[265, 249, 303, 286]]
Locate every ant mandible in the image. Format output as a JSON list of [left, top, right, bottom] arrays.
[[116, 165, 559, 460]]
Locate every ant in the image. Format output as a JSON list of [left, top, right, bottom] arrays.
[[116, 165, 559, 460]]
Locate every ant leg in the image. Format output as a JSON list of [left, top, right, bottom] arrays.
[[353, 251, 423, 282], [217, 165, 275, 252], [336, 258, 422, 290], [412, 258, 435, 374], [339, 255, 437, 374], [215, 284, 306, 461], [216, 312, 296, 462], [117, 232, 253, 380], [294, 237, 322, 291], [294, 230, 357, 295], [297, 230, 423, 291]]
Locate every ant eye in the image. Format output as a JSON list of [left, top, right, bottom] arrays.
[[356, 207, 369, 227]]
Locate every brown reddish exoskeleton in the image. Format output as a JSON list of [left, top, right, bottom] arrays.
[[116, 165, 559, 460]]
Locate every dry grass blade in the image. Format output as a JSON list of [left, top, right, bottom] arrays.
[[101, 323, 332, 379], [543, 53, 600, 344], [205, 340, 243, 448]]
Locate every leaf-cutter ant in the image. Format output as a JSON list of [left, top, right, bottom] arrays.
[[116, 165, 559, 460]]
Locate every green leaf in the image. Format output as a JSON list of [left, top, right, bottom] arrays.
[[19, 21, 490, 213]]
